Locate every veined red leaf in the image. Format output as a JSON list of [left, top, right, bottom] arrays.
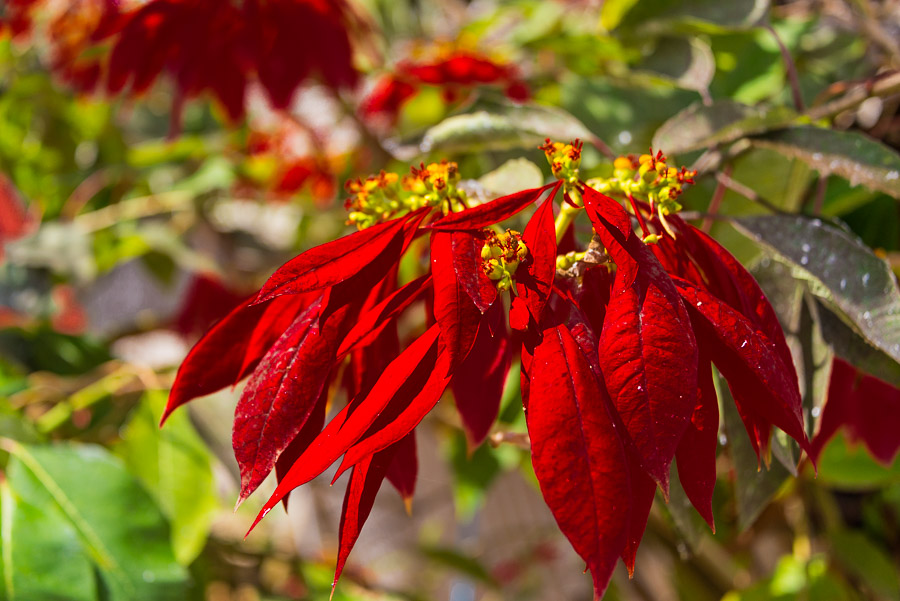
[[674, 279, 811, 458], [233, 295, 344, 502], [338, 274, 431, 358], [811, 358, 900, 466], [334, 349, 452, 480], [386, 432, 418, 506], [248, 325, 441, 533], [429, 184, 556, 231], [333, 444, 397, 593], [451, 231, 498, 313], [451, 304, 511, 448], [274, 390, 328, 509], [163, 293, 307, 425], [515, 195, 557, 326], [587, 207, 698, 494], [527, 325, 630, 600], [431, 231, 482, 371], [621, 458, 657, 576], [674, 356, 719, 530], [582, 184, 633, 240], [255, 209, 426, 304]]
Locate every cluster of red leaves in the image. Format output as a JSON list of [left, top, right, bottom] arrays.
[[361, 49, 529, 125], [3, 0, 360, 127], [811, 358, 900, 466], [165, 172, 809, 597]]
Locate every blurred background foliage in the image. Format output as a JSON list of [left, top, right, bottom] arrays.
[[1, 0, 900, 599]]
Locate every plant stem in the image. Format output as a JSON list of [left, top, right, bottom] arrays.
[[554, 201, 581, 243], [766, 24, 805, 112]]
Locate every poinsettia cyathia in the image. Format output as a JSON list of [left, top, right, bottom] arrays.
[[164, 141, 811, 599]]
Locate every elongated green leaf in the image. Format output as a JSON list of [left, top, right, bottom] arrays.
[[0, 479, 96, 601], [411, 103, 593, 156], [476, 158, 544, 197], [717, 371, 789, 530], [612, 0, 770, 33], [816, 301, 900, 389], [752, 126, 900, 199], [653, 100, 795, 155], [830, 529, 900, 601], [116, 391, 218, 566], [733, 215, 900, 366], [3, 440, 188, 601], [637, 37, 716, 92]]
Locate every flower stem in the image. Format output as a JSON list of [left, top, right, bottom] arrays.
[[554, 195, 582, 243]]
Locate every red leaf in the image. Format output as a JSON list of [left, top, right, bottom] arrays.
[[255, 209, 425, 304], [515, 195, 558, 326], [0, 174, 34, 261], [675, 279, 810, 458], [248, 325, 441, 532], [163, 293, 307, 425], [674, 355, 718, 530], [811, 358, 900, 466], [386, 432, 418, 506], [451, 304, 511, 448], [274, 390, 328, 509], [431, 231, 482, 371], [334, 349, 452, 480], [582, 184, 633, 239], [338, 275, 431, 358], [233, 295, 344, 501], [621, 459, 656, 576], [334, 444, 397, 592], [586, 206, 698, 494], [451, 231, 498, 313], [509, 296, 531, 332], [429, 184, 556, 231], [527, 325, 630, 599]]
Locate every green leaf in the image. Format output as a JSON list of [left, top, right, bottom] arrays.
[[476, 158, 545, 197], [410, 103, 593, 156], [830, 529, 900, 600], [751, 126, 900, 199], [637, 37, 716, 92], [420, 546, 498, 587], [816, 301, 900, 389], [0, 479, 96, 601], [652, 100, 795, 155], [115, 391, 218, 566], [613, 0, 770, 34], [3, 440, 189, 600], [733, 215, 900, 366], [717, 370, 790, 530], [817, 432, 900, 489]]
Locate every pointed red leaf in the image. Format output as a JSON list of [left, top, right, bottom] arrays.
[[527, 325, 630, 600], [674, 355, 718, 530], [515, 194, 558, 326], [431, 231, 482, 371], [334, 444, 397, 591], [451, 304, 511, 448], [337, 274, 431, 358], [621, 458, 656, 576], [274, 390, 328, 509], [585, 204, 698, 494], [674, 279, 810, 458], [334, 349, 452, 480], [163, 293, 307, 425], [450, 231, 498, 312], [255, 209, 426, 304], [233, 295, 345, 501], [812, 358, 900, 466], [386, 432, 418, 505], [248, 325, 441, 532], [429, 184, 555, 231], [582, 184, 633, 240]]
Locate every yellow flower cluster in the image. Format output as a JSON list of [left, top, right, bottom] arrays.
[[344, 160, 467, 229], [481, 230, 528, 292], [540, 138, 583, 191], [587, 150, 696, 217]]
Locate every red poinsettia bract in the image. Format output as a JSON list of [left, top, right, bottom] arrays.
[[165, 146, 810, 598], [107, 0, 360, 127]]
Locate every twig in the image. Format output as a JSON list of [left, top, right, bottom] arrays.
[[702, 164, 731, 233], [766, 24, 805, 112], [488, 431, 531, 450], [807, 70, 900, 121], [715, 171, 784, 214], [812, 174, 828, 215]]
